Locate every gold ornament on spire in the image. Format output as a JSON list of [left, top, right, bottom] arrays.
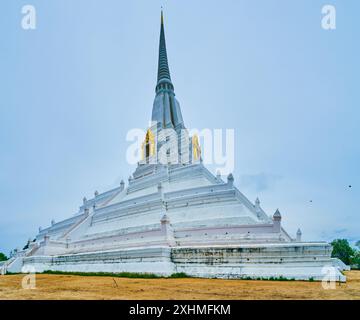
[[142, 129, 155, 160], [192, 134, 201, 161]]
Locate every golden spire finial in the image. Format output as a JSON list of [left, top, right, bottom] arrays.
[[161, 8, 164, 25]]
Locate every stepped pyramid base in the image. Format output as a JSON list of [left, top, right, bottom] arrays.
[[10, 243, 346, 282]]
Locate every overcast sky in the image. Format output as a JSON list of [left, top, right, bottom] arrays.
[[1, 0, 359, 255]]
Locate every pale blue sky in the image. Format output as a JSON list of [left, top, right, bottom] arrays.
[[0, 0, 359, 255]]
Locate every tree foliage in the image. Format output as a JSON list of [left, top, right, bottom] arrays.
[[356, 240, 360, 249], [351, 251, 360, 269], [331, 239, 354, 265], [0, 252, 8, 262]]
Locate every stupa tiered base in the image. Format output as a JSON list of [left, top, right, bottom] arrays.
[[4, 164, 347, 281]]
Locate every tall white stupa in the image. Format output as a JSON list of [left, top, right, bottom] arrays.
[[1, 12, 347, 281]]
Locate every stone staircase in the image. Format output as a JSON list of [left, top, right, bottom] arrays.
[[0, 243, 41, 274]]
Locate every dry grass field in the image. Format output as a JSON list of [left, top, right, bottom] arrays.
[[0, 271, 359, 300]]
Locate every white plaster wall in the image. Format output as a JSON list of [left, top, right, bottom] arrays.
[[17, 244, 347, 282]]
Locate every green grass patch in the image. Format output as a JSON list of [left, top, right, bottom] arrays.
[[168, 272, 190, 278], [240, 275, 296, 281], [1, 272, 21, 275]]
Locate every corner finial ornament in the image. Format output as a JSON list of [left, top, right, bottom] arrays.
[[227, 173, 234, 186], [216, 170, 221, 179], [255, 198, 261, 217], [161, 214, 170, 224], [273, 209, 282, 220], [273, 209, 282, 232], [296, 228, 302, 242]]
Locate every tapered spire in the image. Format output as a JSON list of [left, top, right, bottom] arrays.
[[151, 11, 185, 130], [156, 11, 173, 91]]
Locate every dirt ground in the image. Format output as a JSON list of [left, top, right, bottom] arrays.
[[0, 271, 359, 300]]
